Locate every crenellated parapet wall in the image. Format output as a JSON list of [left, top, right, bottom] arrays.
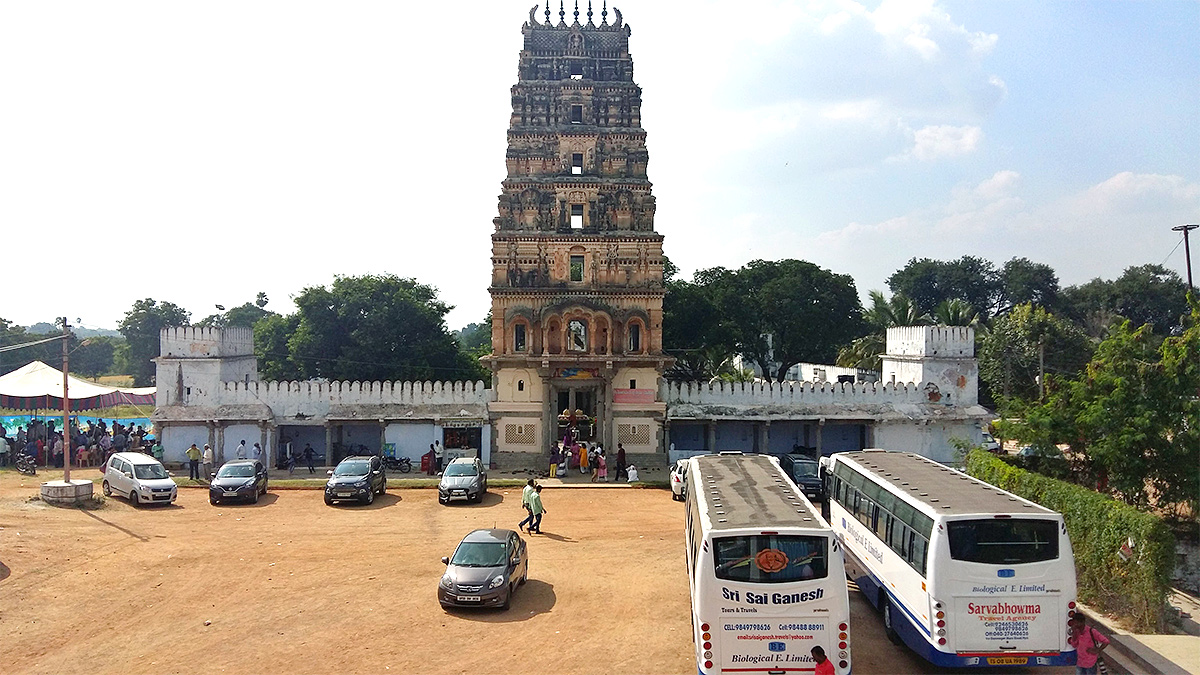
[[218, 379, 494, 409], [660, 380, 941, 406], [160, 326, 255, 359], [885, 325, 974, 358]]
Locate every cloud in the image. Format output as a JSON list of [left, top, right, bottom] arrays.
[[910, 125, 983, 161]]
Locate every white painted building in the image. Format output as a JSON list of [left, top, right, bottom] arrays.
[[153, 327, 492, 468]]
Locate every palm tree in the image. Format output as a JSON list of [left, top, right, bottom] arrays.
[[838, 291, 930, 370], [932, 298, 979, 327]]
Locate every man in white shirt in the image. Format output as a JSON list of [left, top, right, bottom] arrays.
[[236, 440, 247, 459], [201, 444, 214, 481]]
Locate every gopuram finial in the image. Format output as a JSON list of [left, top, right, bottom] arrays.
[[559, 0, 565, 24], [602, 0, 608, 24], [587, 0, 593, 24], [573, 0, 580, 24], [545, 3, 551, 24]]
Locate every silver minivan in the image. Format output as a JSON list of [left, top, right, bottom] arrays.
[[102, 452, 177, 506]]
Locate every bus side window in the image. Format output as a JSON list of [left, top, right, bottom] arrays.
[[913, 536, 928, 574]]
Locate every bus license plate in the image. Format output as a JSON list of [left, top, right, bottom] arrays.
[[987, 657, 1029, 665]]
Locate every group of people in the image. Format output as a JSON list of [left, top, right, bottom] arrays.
[[0, 418, 158, 469], [548, 438, 629, 482], [277, 436, 319, 474], [517, 479, 546, 534]]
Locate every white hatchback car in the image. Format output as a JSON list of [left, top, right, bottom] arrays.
[[103, 452, 177, 506], [669, 459, 688, 501]]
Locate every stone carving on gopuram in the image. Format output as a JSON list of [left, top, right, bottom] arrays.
[[486, 1, 672, 464]]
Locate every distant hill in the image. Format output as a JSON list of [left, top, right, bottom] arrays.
[[25, 322, 121, 339]]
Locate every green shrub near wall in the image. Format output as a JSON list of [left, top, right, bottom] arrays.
[[964, 449, 1175, 633]]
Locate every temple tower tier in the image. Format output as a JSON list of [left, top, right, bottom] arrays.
[[486, 4, 672, 467]]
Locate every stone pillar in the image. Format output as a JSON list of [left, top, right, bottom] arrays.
[[815, 419, 825, 458], [259, 424, 269, 464], [706, 421, 717, 453], [324, 424, 334, 467], [568, 388, 576, 415], [663, 420, 671, 456], [602, 379, 614, 449], [379, 420, 388, 456], [215, 424, 226, 465], [543, 381, 555, 449], [758, 420, 770, 455], [206, 422, 216, 457]]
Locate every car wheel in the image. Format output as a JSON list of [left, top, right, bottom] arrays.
[[378, 480, 386, 495], [520, 567, 528, 586], [252, 487, 259, 504], [883, 598, 901, 645], [210, 497, 219, 506], [364, 488, 375, 505], [102, 480, 112, 497], [500, 585, 512, 610], [128, 490, 139, 507], [324, 495, 334, 506]]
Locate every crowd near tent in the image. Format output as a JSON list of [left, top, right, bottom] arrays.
[[0, 361, 155, 410]]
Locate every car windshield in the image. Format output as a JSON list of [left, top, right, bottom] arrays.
[[791, 460, 819, 479], [948, 518, 1060, 564], [450, 541, 507, 567], [133, 463, 169, 480], [445, 464, 477, 477], [334, 461, 370, 476], [713, 534, 829, 583], [218, 464, 255, 478]]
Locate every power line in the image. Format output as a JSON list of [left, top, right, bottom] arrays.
[[0, 334, 66, 353]]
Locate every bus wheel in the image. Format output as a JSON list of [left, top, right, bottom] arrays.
[[883, 599, 901, 645]]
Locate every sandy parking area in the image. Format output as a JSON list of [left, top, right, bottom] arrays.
[[0, 472, 692, 675]]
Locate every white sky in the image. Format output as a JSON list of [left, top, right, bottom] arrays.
[[2, 1, 1197, 332]]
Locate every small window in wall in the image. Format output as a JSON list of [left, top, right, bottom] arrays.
[[571, 105, 582, 124], [629, 379, 637, 389], [628, 323, 641, 352], [570, 62, 583, 80], [517, 380, 525, 391], [571, 203, 583, 229], [514, 324, 527, 352], [570, 254, 584, 281], [571, 153, 583, 175]]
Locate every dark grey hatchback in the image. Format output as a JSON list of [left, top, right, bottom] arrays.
[[438, 529, 528, 610], [209, 459, 268, 504], [324, 455, 386, 505]]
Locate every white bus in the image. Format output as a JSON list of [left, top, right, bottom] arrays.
[[685, 452, 852, 675], [822, 450, 1078, 668]]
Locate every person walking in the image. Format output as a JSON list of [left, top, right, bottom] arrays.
[[186, 443, 201, 480], [1067, 613, 1109, 675], [287, 446, 297, 475], [150, 439, 164, 462], [590, 445, 600, 483], [597, 449, 608, 482], [578, 442, 589, 474], [616, 443, 627, 481], [303, 443, 316, 473], [518, 479, 537, 532], [810, 646, 835, 675], [528, 485, 546, 534], [548, 445, 559, 477], [251, 442, 262, 462], [434, 440, 444, 474], [235, 440, 247, 459], [201, 443, 214, 481]]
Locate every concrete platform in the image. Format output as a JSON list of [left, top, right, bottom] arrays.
[[39, 479, 95, 506]]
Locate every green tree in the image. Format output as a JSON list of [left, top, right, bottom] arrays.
[[887, 256, 999, 317], [932, 298, 979, 327], [72, 336, 118, 378], [254, 313, 301, 381], [1061, 264, 1189, 335], [996, 297, 1198, 514], [836, 290, 926, 371], [980, 303, 1093, 400], [118, 299, 192, 386], [197, 292, 275, 328], [663, 271, 737, 381], [707, 260, 864, 382], [996, 257, 1059, 313], [257, 275, 483, 382], [455, 315, 493, 366]]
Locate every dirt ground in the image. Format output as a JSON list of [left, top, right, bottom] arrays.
[[0, 472, 693, 675]]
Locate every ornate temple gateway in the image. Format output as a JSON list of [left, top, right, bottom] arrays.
[[484, 2, 672, 465]]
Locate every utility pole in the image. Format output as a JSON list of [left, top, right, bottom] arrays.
[[1173, 224, 1198, 290], [62, 317, 72, 483]]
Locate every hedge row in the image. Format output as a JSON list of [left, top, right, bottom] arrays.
[[964, 449, 1175, 632]]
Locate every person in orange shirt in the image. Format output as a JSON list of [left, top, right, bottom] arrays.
[[811, 645, 835, 675]]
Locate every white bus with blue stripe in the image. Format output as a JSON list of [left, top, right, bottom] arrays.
[[821, 450, 1078, 668], [685, 452, 853, 674]]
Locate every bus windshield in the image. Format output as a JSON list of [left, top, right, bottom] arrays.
[[713, 534, 828, 583], [947, 519, 1059, 564]]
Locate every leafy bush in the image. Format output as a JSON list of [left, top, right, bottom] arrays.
[[965, 449, 1175, 632]]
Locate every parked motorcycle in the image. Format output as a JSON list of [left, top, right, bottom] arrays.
[[382, 455, 412, 473], [15, 453, 37, 476]]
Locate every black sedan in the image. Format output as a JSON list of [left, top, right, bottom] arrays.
[[324, 455, 386, 505], [209, 459, 268, 504], [438, 529, 528, 610]]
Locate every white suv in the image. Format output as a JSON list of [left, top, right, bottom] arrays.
[[103, 452, 177, 506]]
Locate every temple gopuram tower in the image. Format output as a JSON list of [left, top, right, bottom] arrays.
[[486, 2, 671, 467]]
